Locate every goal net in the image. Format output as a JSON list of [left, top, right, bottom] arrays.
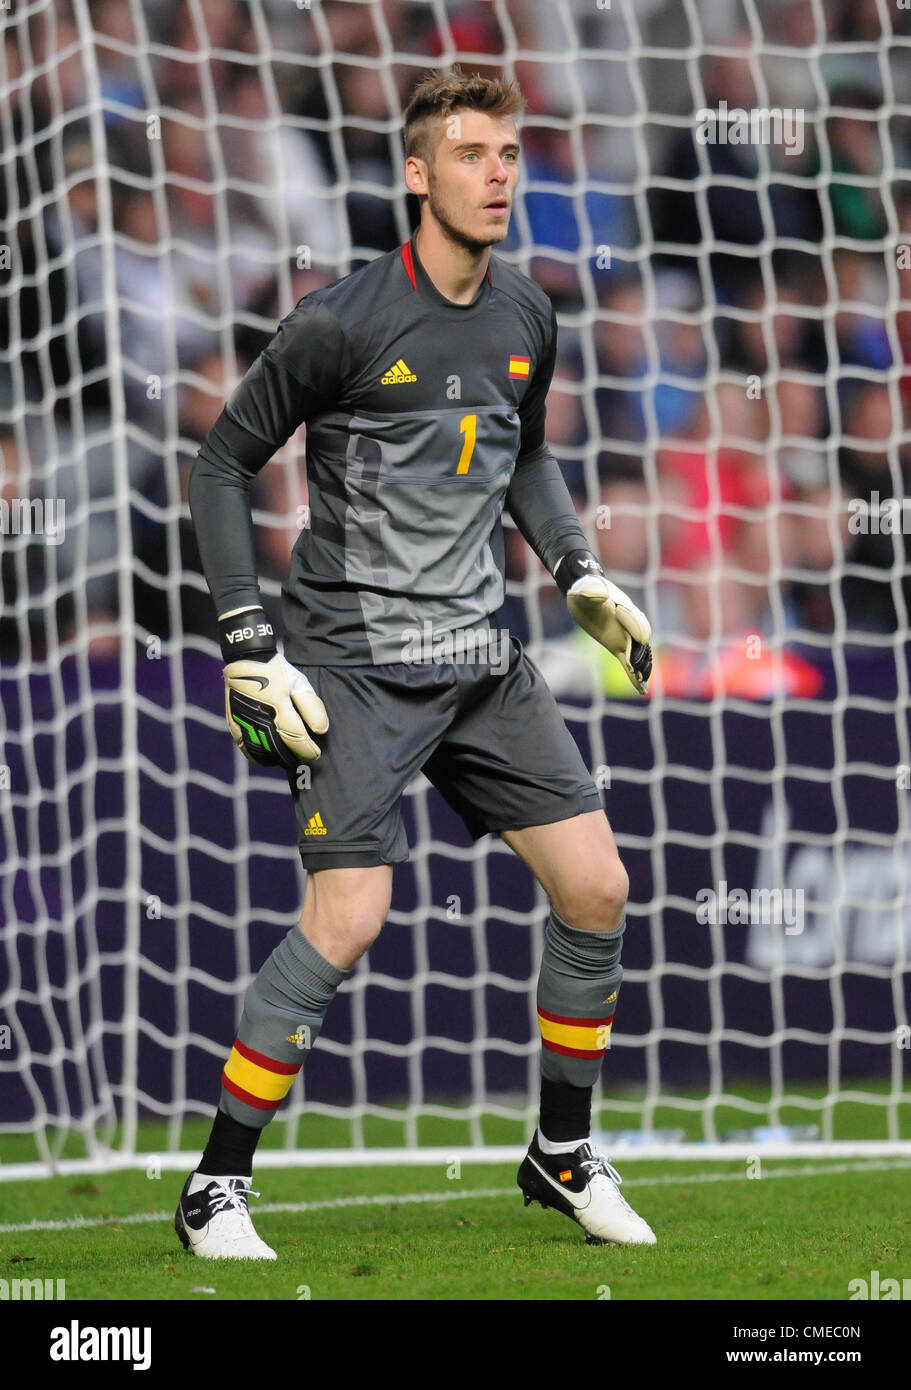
[[2, 0, 910, 1174]]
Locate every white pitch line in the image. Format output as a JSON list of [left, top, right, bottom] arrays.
[[0, 1187, 513, 1235], [1, 1157, 909, 1236]]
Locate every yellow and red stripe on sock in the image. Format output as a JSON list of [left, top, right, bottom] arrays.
[[537, 1007, 614, 1060], [508, 354, 530, 379], [221, 1038, 301, 1112]]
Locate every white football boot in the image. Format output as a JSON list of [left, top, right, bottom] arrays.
[[518, 1132, 657, 1246], [174, 1174, 277, 1260]]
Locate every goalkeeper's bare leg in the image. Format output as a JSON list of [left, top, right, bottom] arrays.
[[175, 867, 390, 1260], [505, 810, 656, 1246]]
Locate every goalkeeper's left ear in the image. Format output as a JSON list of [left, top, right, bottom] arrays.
[[553, 549, 653, 696]]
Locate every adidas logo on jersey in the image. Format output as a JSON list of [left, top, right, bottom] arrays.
[[381, 358, 417, 384], [304, 811, 328, 836]]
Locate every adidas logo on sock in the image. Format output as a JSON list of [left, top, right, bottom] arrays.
[[381, 358, 417, 384], [304, 811, 327, 836]]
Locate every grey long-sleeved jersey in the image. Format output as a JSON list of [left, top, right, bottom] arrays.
[[189, 228, 588, 664]]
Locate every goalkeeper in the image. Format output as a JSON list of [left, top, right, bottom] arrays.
[[177, 65, 656, 1259]]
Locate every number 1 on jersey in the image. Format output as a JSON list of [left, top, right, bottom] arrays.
[[457, 413, 477, 474]]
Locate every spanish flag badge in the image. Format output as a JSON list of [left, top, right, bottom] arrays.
[[509, 354, 530, 379]]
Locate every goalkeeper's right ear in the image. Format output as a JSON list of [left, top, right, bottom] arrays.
[[218, 607, 329, 770]]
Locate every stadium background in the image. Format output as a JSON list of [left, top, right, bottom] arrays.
[[1, 0, 910, 1165]]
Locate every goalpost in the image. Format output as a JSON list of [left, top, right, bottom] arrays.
[[2, 0, 910, 1178]]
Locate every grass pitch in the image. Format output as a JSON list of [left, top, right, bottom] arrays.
[[2, 1156, 909, 1301]]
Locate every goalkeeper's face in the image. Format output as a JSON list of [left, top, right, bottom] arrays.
[[423, 110, 519, 250]]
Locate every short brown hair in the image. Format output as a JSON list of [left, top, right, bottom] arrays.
[[403, 64, 524, 169]]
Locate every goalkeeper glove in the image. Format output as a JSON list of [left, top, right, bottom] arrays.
[[554, 550, 653, 696], [218, 608, 329, 770]]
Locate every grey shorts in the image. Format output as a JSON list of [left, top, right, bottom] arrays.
[[286, 635, 602, 871]]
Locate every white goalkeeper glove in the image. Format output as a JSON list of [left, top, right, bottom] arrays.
[[219, 608, 329, 770], [555, 550, 653, 696]]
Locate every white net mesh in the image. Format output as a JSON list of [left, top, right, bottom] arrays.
[[2, 0, 910, 1169]]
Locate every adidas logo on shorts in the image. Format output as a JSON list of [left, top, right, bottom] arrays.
[[304, 811, 328, 836]]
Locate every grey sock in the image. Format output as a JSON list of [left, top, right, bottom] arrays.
[[220, 927, 353, 1128], [536, 908, 625, 1087]]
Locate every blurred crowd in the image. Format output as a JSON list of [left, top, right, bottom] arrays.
[[2, 0, 911, 695]]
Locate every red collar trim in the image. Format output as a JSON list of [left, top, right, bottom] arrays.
[[401, 237, 493, 291], [401, 238, 417, 289]]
